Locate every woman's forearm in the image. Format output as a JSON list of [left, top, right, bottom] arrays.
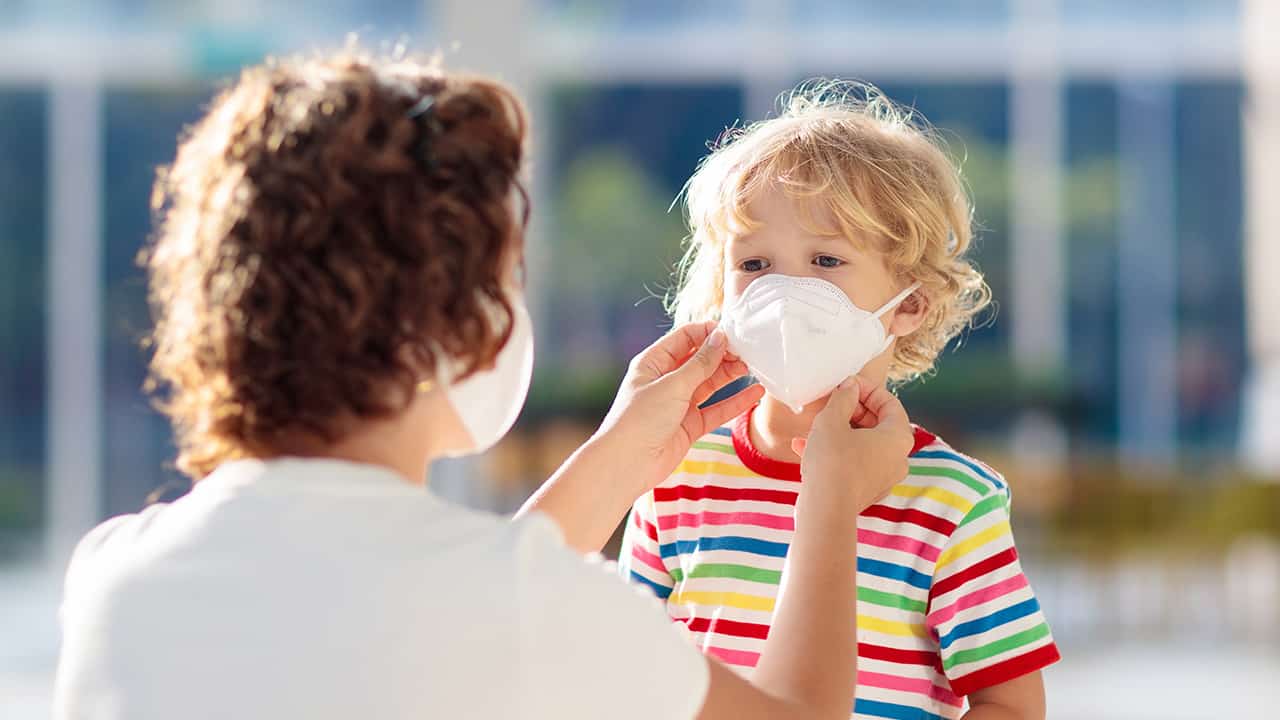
[[749, 477, 861, 718], [514, 433, 642, 554]]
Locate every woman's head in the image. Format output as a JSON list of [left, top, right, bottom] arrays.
[[671, 80, 990, 384], [145, 48, 529, 479]]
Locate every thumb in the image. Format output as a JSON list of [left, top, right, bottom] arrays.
[[815, 376, 861, 428], [666, 326, 728, 392]]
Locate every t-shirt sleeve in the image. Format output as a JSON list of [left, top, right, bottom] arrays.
[[925, 489, 1060, 697], [617, 492, 676, 600], [516, 513, 709, 720]]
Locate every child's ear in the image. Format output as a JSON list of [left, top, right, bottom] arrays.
[[887, 290, 928, 338]]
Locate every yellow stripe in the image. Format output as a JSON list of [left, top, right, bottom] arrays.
[[890, 484, 973, 513], [670, 590, 775, 612], [935, 520, 1012, 570], [676, 459, 760, 478], [857, 614, 930, 638]]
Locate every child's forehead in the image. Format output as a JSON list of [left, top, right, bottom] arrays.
[[728, 186, 879, 251]]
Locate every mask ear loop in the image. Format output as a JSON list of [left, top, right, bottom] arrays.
[[872, 282, 922, 353]]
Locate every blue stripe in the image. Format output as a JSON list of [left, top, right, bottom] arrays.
[[858, 557, 932, 590], [659, 535, 790, 559], [628, 571, 673, 599], [854, 698, 947, 720], [912, 449, 1005, 490], [938, 597, 1041, 649], [709, 426, 733, 437]]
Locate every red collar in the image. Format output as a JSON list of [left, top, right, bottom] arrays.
[[730, 405, 936, 482]]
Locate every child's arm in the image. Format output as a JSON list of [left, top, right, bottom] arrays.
[[963, 671, 1046, 719]]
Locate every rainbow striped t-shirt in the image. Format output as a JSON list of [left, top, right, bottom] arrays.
[[619, 408, 1060, 720]]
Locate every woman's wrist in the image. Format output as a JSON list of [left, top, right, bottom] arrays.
[[583, 426, 657, 503]]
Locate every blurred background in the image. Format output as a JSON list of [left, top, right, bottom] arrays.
[[2, 1, 1278, 718]]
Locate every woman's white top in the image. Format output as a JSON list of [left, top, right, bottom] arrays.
[[53, 458, 709, 719]]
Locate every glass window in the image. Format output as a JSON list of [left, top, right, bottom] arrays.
[[0, 88, 48, 558], [101, 86, 213, 517], [1174, 80, 1245, 452]]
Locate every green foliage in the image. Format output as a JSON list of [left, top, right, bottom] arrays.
[[1043, 468, 1280, 559], [554, 146, 687, 298]]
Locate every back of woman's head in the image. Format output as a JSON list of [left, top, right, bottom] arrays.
[[145, 47, 528, 479]]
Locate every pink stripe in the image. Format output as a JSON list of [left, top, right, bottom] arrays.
[[658, 510, 794, 532], [706, 646, 760, 668], [927, 574, 1029, 627], [629, 544, 669, 576], [856, 670, 964, 708], [858, 528, 941, 562]]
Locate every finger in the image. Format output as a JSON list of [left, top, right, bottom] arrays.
[[815, 375, 861, 428], [664, 325, 729, 392], [630, 321, 715, 381], [863, 384, 909, 430], [692, 383, 764, 433], [692, 359, 751, 407], [790, 437, 807, 457], [849, 395, 871, 427]]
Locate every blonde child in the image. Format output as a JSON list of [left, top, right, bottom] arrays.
[[620, 82, 1059, 720]]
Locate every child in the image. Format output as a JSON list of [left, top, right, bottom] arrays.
[[620, 82, 1059, 720]]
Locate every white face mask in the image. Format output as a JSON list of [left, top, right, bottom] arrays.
[[442, 295, 535, 456], [721, 274, 920, 413]]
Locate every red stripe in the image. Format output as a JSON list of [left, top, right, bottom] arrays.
[[929, 547, 1019, 600], [706, 646, 760, 667], [629, 544, 669, 576], [683, 616, 771, 640], [729, 408, 939, 481], [632, 510, 659, 542], [911, 426, 938, 454], [684, 619, 951, 677], [861, 504, 957, 536], [947, 642, 1061, 697], [653, 484, 799, 506], [858, 643, 945, 674], [732, 410, 802, 481]]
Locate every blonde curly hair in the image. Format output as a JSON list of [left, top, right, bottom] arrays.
[[669, 80, 991, 384]]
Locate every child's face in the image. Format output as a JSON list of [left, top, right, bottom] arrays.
[[723, 186, 906, 332]]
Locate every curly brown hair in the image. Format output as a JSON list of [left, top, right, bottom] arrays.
[[143, 49, 529, 479]]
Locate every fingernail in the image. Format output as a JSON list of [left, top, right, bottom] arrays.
[[708, 328, 724, 348]]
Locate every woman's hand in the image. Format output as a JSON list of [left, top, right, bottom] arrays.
[[517, 321, 762, 553], [793, 376, 914, 510], [596, 321, 765, 497]]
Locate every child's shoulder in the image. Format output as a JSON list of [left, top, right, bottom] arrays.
[[903, 426, 1009, 518]]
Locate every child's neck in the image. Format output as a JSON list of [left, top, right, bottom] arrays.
[[749, 368, 893, 464], [750, 395, 823, 463]]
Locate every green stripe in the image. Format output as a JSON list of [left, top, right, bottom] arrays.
[[943, 622, 1051, 670], [691, 441, 737, 455], [909, 465, 990, 495], [671, 563, 782, 585], [957, 494, 1008, 528], [858, 586, 929, 613]]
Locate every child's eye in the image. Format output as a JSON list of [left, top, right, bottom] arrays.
[[739, 258, 769, 272], [814, 254, 845, 269]]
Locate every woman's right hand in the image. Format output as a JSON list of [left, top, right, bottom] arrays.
[[518, 321, 762, 554], [596, 321, 765, 498], [794, 376, 914, 510]]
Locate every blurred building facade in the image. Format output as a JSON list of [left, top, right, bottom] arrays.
[[0, 0, 1270, 561]]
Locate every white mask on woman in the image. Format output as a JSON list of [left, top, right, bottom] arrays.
[[720, 274, 919, 413], [443, 295, 535, 455]]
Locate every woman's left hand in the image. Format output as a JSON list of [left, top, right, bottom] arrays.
[[596, 321, 765, 497]]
